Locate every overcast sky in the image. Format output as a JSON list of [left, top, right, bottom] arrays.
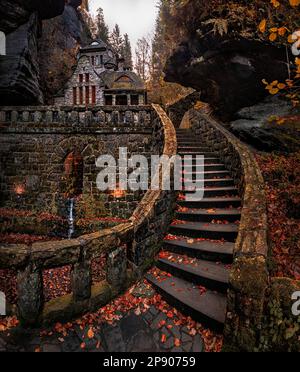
[[89, 0, 158, 52]]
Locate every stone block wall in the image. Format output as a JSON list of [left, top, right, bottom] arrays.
[[0, 106, 159, 220]]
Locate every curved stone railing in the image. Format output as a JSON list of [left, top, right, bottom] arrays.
[[0, 104, 177, 326], [189, 109, 269, 351]]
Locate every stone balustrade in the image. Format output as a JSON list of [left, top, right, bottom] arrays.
[[0, 105, 152, 129], [0, 104, 177, 326]]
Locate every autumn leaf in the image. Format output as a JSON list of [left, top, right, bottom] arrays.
[[258, 19, 267, 33], [167, 310, 174, 318], [161, 334, 167, 343], [289, 0, 300, 6], [87, 328, 94, 339], [278, 27, 287, 36], [277, 83, 286, 90], [174, 338, 181, 347], [269, 33, 278, 42], [271, 0, 281, 8]]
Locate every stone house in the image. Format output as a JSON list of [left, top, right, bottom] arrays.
[[54, 40, 147, 106]]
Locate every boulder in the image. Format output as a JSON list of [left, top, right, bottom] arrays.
[[165, 35, 289, 120], [230, 97, 300, 153], [0, 0, 65, 34]]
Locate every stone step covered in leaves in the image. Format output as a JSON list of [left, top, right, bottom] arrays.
[[157, 253, 229, 293], [147, 128, 242, 331], [178, 196, 241, 209], [176, 207, 241, 222], [169, 222, 238, 242], [146, 271, 227, 331], [163, 238, 234, 264], [183, 187, 239, 198]]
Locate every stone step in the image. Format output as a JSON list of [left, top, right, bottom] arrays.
[[178, 196, 241, 209], [183, 164, 226, 172], [184, 158, 221, 165], [157, 253, 229, 293], [183, 170, 231, 179], [178, 151, 218, 157], [169, 222, 239, 242], [184, 187, 239, 198], [176, 207, 241, 222], [178, 146, 210, 152], [163, 239, 234, 264], [146, 272, 227, 330], [194, 178, 235, 187]]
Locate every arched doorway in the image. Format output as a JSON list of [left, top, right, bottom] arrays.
[[64, 151, 83, 198]]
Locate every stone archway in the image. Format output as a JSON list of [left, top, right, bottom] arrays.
[[64, 151, 83, 198]]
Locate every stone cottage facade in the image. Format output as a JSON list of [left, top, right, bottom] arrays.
[[54, 40, 147, 106]]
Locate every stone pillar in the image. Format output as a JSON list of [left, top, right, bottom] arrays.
[[139, 94, 144, 105], [106, 247, 127, 293], [71, 260, 92, 302], [17, 265, 43, 326], [0, 31, 6, 56], [127, 94, 131, 106], [112, 95, 116, 106], [0, 111, 5, 122]]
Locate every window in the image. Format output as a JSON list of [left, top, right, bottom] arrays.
[[92, 86, 96, 105], [85, 73, 89, 83], [73, 87, 77, 105], [131, 95, 139, 106], [79, 74, 83, 83], [116, 95, 128, 106], [95, 56, 100, 65], [0, 31, 5, 56], [85, 86, 90, 105], [91, 56, 95, 66], [79, 87, 83, 105], [100, 55, 103, 65], [105, 95, 113, 106]]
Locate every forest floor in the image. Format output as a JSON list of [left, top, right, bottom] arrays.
[[256, 151, 300, 280], [0, 279, 222, 353]]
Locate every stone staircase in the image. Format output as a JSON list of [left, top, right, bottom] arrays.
[[146, 128, 242, 331]]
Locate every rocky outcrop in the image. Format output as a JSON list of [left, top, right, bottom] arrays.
[[0, 13, 43, 105], [0, 0, 65, 34], [165, 35, 289, 120], [230, 97, 300, 153], [0, 0, 91, 105], [38, 3, 92, 103]]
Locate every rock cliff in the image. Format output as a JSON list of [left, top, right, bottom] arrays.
[[0, 0, 91, 105]]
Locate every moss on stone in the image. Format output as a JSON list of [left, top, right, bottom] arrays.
[[257, 278, 300, 352]]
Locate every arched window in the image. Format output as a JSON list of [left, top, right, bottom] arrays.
[[64, 151, 83, 198], [0, 31, 6, 56]]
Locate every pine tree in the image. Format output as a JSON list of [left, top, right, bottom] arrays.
[[135, 37, 151, 83], [110, 24, 124, 56], [95, 7, 109, 43], [122, 34, 133, 69]]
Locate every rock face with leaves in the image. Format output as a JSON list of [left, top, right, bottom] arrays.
[[152, 0, 299, 119]]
